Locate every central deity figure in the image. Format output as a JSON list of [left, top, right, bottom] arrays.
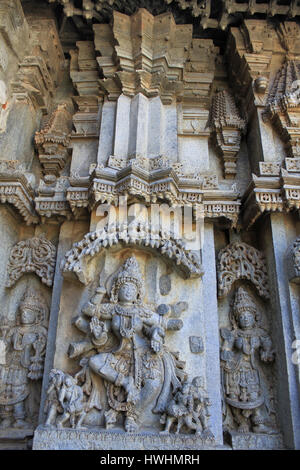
[[70, 256, 184, 432]]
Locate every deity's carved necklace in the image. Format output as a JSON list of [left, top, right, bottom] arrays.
[[115, 304, 137, 338]]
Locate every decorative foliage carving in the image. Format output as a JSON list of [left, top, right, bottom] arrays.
[[6, 234, 57, 287], [210, 90, 246, 179], [217, 242, 270, 300], [62, 224, 203, 284], [0, 288, 48, 429], [220, 287, 276, 434], [35, 104, 73, 176]]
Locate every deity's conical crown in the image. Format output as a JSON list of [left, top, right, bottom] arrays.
[[111, 256, 144, 301], [233, 287, 257, 317], [116, 256, 142, 289]]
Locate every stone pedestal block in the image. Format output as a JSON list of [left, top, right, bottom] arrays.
[[225, 431, 284, 450], [33, 426, 225, 451]]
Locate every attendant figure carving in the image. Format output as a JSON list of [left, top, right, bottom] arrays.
[[220, 287, 275, 434], [0, 289, 48, 429]]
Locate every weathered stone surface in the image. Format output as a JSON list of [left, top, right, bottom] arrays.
[[1, 0, 300, 452], [189, 336, 204, 354], [226, 431, 284, 450], [0, 428, 34, 450], [159, 274, 172, 295], [33, 426, 221, 450]]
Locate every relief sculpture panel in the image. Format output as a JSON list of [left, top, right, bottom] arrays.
[[43, 255, 213, 441]]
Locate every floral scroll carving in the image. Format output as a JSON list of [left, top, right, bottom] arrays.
[[217, 242, 270, 300], [6, 234, 57, 287], [62, 224, 203, 284]]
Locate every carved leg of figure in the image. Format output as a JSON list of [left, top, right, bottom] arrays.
[[231, 407, 250, 433], [57, 412, 70, 429], [122, 376, 139, 405], [89, 355, 139, 404], [125, 410, 139, 433], [252, 407, 275, 434], [134, 376, 161, 423], [183, 415, 199, 434], [160, 416, 175, 434], [124, 417, 138, 433], [199, 411, 214, 440], [0, 405, 13, 429], [45, 404, 58, 428], [104, 408, 118, 429], [75, 411, 87, 430], [13, 402, 31, 429], [176, 417, 184, 434], [70, 413, 76, 429]]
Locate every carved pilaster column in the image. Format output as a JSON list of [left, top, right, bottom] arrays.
[[261, 213, 300, 449], [202, 222, 223, 444]]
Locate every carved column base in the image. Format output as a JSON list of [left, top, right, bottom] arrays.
[[225, 431, 284, 450], [33, 426, 224, 450]]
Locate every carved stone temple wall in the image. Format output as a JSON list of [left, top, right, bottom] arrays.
[[1, 0, 300, 451]]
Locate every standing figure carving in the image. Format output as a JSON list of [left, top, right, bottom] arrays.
[[0, 289, 48, 429], [220, 287, 275, 434], [69, 256, 186, 433]]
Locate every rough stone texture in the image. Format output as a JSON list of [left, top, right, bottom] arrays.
[[226, 431, 284, 450], [189, 336, 204, 354], [33, 426, 222, 450], [1, 0, 300, 452]]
